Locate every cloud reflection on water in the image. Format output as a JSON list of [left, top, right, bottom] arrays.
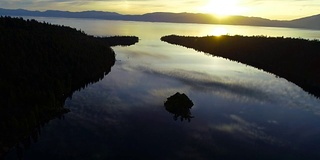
[[124, 63, 320, 110], [213, 114, 282, 145], [150, 69, 272, 103], [115, 47, 170, 60]]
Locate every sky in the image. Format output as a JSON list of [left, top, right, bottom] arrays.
[[1, 0, 320, 20]]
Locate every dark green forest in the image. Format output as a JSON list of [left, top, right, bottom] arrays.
[[161, 35, 320, 97], [0, 16, 137, 158]]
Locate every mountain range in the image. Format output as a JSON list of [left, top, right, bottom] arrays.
[[1, 8, 320, 30]]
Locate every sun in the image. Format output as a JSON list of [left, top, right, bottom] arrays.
[[200, 0, 244, 17]]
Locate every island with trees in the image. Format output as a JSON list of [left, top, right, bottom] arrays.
[[164, 92, 194, 122], [0, 16, 138, 158], [161, 35, 320, 97]]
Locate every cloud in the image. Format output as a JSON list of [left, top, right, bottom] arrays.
[[0, 0, 185, 15], [239, 0, 320, 19], [1, 0, 319, 19]]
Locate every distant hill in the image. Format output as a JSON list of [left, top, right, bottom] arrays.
[[1, 8, 320, 30], [289, 14, 320, 30], [0, 8, 121, 19]]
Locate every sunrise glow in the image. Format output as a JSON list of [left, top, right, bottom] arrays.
[[200, 0, 246, 17], [1, 0, 320, 20]]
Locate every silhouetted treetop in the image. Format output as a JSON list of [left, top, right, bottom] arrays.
[[164, 92, 194, 122]]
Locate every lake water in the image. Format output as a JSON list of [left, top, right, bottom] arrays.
[[5, 17, 320, 159]]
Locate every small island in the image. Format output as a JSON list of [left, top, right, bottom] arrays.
[[161, 35, 320, 98], [0, 16, 138, 158], [164, 92, 194, 122]]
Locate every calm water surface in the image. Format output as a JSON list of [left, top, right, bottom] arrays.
[[6, 17, 320, 159]]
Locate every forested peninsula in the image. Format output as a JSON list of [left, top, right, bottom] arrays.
[[0, 16, 138, 158], [161, 35, 320, 98]]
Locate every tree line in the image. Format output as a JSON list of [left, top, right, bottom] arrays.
[[161, 34, 320, 98]]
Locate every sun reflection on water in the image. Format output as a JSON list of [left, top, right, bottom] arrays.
[[210, 27, 228, 36]]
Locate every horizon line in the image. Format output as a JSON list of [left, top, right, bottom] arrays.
[[1, 7, 318, 21]]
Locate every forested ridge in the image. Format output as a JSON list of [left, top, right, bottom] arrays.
[[0, 17, 138, 158], [0, 16, 116, 101], [161, 35, 320, 97]]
